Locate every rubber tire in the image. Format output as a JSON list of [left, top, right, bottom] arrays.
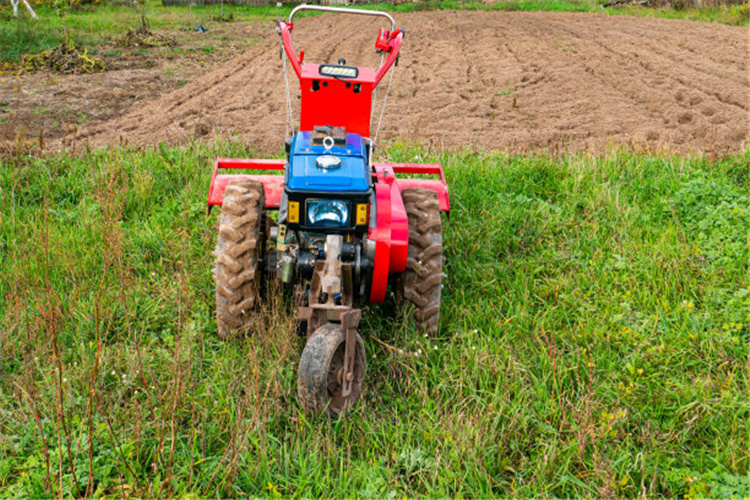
[[215, 179, 265, 339], [297, 323, 366, 419], [402, 188, 443, 336]]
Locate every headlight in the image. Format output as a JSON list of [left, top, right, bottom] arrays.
[[319, 64, 358, 79], [306, 199, 350, 228]]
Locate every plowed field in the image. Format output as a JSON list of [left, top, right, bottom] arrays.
[[78, 11, 749, 155]]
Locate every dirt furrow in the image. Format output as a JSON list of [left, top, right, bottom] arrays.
[[74, 11, 749, 155]]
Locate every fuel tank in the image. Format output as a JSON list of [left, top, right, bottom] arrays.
[[285, 131, 371, 195]]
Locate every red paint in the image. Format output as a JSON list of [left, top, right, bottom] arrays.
[[277, 20, 403, 138], [207, 158, 286, 211], [366, 163, 448, 302], [374, 162, 450, 216], [374, 28, 392, 53], [299, 64, 376, 138], [277, 21, 302, 80], [389, 180, 409, 274], [367, 182, 392, 303], [373, 31, 403, 87]]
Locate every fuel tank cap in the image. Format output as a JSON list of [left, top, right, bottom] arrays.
[[316, 155, 342, 170]]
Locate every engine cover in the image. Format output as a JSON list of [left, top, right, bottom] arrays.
[[285, 131, 371, 195]]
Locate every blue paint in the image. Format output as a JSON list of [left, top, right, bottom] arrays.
[[286, 131, 371, 194]]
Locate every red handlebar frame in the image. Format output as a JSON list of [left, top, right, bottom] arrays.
[[276, 18, 403, 88]]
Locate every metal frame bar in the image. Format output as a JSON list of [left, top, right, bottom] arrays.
[[374, 162, 448, 186], [207, 158, 287, 212], [288, 4, 396, 31]]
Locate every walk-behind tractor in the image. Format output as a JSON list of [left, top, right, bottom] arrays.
[[206, 6, 450, 418]]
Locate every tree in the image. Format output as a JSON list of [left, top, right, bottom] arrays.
[[8, 0, 39, 19]]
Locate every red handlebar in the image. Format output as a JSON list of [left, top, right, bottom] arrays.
[[276, 20, 302, 80], [276, 19, 403, 88], [373, 29, 403, 87]]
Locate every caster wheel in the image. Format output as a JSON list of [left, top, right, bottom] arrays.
[[297, 323, 366, 418]]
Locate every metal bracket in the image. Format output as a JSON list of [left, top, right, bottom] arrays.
[[296, 236, 362, 397], [341, 309, 361, 398]]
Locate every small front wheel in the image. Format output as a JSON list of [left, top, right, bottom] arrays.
[[297, 323, 366, 418]]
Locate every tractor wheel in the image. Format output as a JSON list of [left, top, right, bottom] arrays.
[[402, 188, 443, 336], [215, 179, 265, 339], [297, 323, 366, 418]]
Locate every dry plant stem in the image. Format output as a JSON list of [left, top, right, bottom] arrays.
[[206, 430, 237, 492], [19, 385, 56, 496], [572, 350, 596, 460], [218, 301, 296, 494], [370, 335, 404, 354], [13, 242, 55, 495], [165, 202, 191, 495], [251, 340, 263, 478], [152, 418, 166, 497], [48, 286, 63, 499], [188, 405, 196, 484], [206, 340, 259, 495], [103, 413, 142, 493], [85, 270, 107, 498], [133, 333, 163, 487], [216, 411, 247, 495], [43, 205, 81, 498], [101, 160, 164, 494], [217, 364, 257, 494]]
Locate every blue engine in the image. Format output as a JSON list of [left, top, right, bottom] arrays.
[[286, 131, 371, 195], [283, 130, 372, 232]]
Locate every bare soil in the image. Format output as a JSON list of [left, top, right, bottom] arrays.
[[0, 21, 265, 149], [7, 11, 750, 155]]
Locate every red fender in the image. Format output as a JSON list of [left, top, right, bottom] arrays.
[[368, 182, 392, 303], [368, 165, 410, 303], [388, 176, 409, 274]]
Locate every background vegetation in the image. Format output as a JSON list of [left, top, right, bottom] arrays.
[[0, 141, 747, 498], [1, 0, 748, 63]]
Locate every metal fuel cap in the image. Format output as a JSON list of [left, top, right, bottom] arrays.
[[316, 155, 342, 170]]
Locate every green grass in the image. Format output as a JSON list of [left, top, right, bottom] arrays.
[[0, 141, 747, 498], [0, 0, 746, 61], [605, 1, 749, 24], [364, 0, 596, 13], [0, 13, 62, 62]]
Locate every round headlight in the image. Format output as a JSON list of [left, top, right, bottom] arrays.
[[307, 199, 349, 228]]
